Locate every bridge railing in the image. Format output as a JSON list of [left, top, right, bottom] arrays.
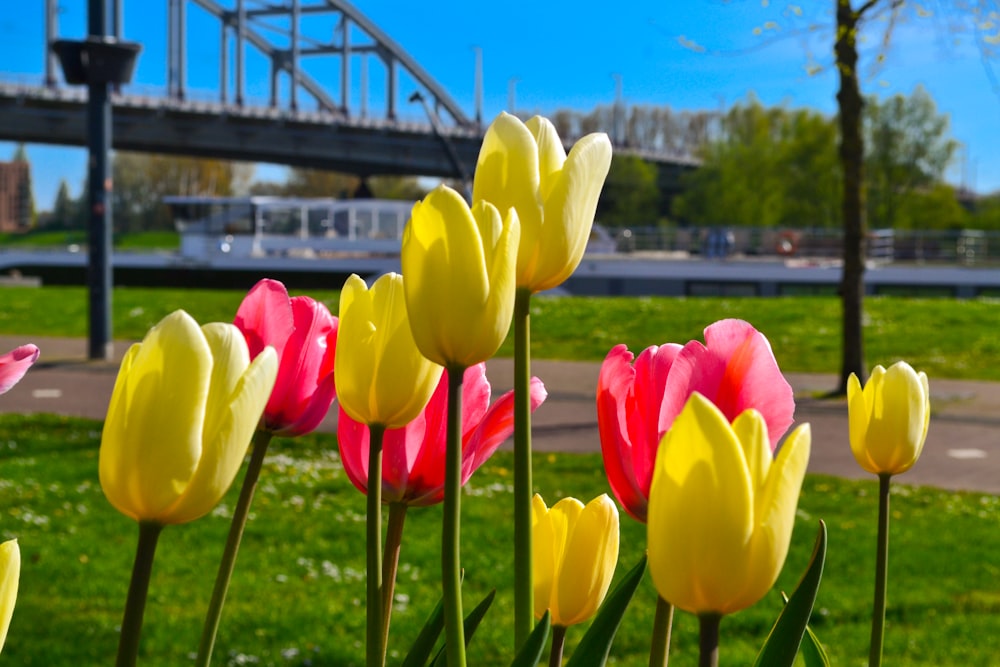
[[605, 225, 1000, 266]]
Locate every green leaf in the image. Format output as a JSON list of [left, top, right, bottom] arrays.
[[752, 520, 828, 667], [565, 555, 647, 667], [510, 612, 551, 667], [431, 589, 497, 667], [401, 596, 445, 667], [801, 625, 831, 667]]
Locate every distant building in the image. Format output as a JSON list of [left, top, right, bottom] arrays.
[[0, 161, 30, 233]]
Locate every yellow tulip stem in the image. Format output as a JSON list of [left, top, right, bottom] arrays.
[[513, 286, 534, 649], [697, 613, 721, 667], [381, 502, 408, 661], [115, 521, 163, 667], [195, 429, 274, 667], [545, 624, 566, 667], [649, 595, 674, 667], [868, 473, 892, 667], [367, 424, 386, 667], [443, 364, 468, 666]]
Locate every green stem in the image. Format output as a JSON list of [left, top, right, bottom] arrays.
[[443, 365, 467, 666], [548, 625, 567, 667], [513, 287, 533, 649], [367, 424, 386, 667], [649, 596, 674, 667], [698, 613, 720, 667], [195, 429, 273, 667], [115, 521, 163, 667], [869, 473, 892, 667], [381, 502, 408, 663]]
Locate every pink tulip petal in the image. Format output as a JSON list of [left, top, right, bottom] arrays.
[[629, 344, 681, 501], [337, 406, 372, 495], [461, 375, 547, 484], [0, 344, 40, 395], [263, 296, 338, 434], [234, 279, 294, 360], [597, 345, 649, 522]]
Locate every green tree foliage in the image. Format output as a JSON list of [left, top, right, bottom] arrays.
[[865, 86, 958, 229], [11, 143, 35, 229], [672, 98, 840, 228], [596, 155, 660, 227], [283, 168, 359, 198], [48, 180, 76, 230], [110, 153, 254, 233]]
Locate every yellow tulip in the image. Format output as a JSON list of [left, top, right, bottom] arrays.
[[99, 310, 278, 525], [532, 493, 619, 627], [472, 112, 612, 293], [335, 273, 443, 428], [848, 362, 930, 476], [401, 185, 520, 368], [0, 540, 18, 654], [647, 393, 810, 616]]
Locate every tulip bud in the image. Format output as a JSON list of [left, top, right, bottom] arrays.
[[532, 493, 619, 627], [647, 393, 810, 616], [99, 310, 278, 525], [402, 185, 520, 368], [848, 361, 930, 476], [234, 279, 338, 436], [473, 112, 612, 293], [334, 273, 443, 429]]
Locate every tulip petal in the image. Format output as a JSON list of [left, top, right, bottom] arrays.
[[265, 296, 338, 435], [100, 311, 210, 521], [164, 345, 278, 524], [847, 372, 876, 473], [234, 278, 294, 361], [461, 376, 546, 484], [0, 344, 39, 395], [0, 539, 19, 654], [647, 393, 755, 615], [556, 494, 619, 626], [597, 345, 648, 522], [735, 423, 811, 613], [532, 494, 556, 620], [532, 132, 612, 293]]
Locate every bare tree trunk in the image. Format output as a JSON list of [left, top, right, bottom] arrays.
[[834, 0, 870, 393]]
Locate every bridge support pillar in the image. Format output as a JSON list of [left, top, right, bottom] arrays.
[[52, 0, 141, 361]]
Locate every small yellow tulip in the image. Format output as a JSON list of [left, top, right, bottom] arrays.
[[848, 361, 930, 476], [532, 493, 619, 627], [335, 273, 443, 428], [647, 393, 810, 616], [0, 539, 18, 654], [472, 112, 612, 293], [99, 310, 278, 525], [402, 184, 520, 368]]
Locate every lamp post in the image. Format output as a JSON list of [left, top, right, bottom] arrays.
[[52, 0, 140, 361]]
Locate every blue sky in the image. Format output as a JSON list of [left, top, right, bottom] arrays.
[[3, 1, 999, 209]]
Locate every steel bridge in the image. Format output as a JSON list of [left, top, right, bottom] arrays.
[[0, 0, 697, 188]]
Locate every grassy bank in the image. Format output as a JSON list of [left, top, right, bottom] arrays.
[[1, 414, 997, 666], [1, 285, 999, 380]]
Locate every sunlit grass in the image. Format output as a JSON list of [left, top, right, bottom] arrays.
[[2, 286, 999, 381]]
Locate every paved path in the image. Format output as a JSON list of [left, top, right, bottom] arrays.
[[2, 335, 999, 495]]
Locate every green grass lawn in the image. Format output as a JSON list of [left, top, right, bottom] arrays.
[[2, 286, 1000, 380], [0, 415, 997, 666]]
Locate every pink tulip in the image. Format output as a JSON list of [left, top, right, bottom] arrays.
[[338, 363, 547, 507], [0, 344, 39, 395], [234, 279, 338, 436], [597, 319, 794, 522]]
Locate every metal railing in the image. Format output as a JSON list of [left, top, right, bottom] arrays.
[[604, 226, 1000, 266]]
